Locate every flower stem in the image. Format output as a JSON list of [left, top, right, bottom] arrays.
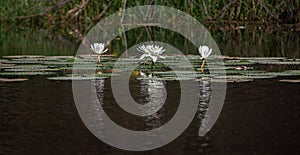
[[151, 61, 154, 71], [200, 59, 206, 73], [98, 55, 101, 64]]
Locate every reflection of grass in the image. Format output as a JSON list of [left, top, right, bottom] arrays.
[[1, 24, 299, 59], [0, 28, 76, 56]]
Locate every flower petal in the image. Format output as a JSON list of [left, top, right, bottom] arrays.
[[91, 45, 95, 51], [158, 55, 166, 59], [150, 55, 158, 62], [101, 48, 108, 54], [198, 45, 212, 59], [207, 48, 212, 57], [139, 54, 147, 60]]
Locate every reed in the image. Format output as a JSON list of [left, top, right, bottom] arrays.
[[0, 0, 299, 54], [1, 0, 298, 25]]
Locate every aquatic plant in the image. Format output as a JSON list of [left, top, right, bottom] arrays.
[[0, 78, 28, 82], [90, 43, 108, 65], [0, 54, 299, 82], [137, 44, 166, 69], [198, 45, 212, 73]]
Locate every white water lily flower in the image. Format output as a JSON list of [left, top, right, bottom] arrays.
[[198, 45, 212, 73], [91, 42, 108, 64], [137, 44, 166, 63], [148, 45, 166, 56], [91, 43, 108, 55], [198, 45, 212, 59], [137, 45, 151, 55], [137, 45, 153, 61]]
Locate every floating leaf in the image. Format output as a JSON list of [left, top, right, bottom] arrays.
[[237, 57, 286, 61], [4, 68, 60, 72], [224, 60, 256, 66], [0, 72, 56, 76], [0, 78, 29, 82], [47, 76, 108, 81], [0, 59, 9, 63], [0, 64, 16, 68], [211, 79, 254, 83], [137, 76, 194, 81], [247, 71, 300, 77], [2, 55, 46, 59], [214, 75, 277, 79], [284, 70, 300, 75], [0, 65, 48, 69], [279, 79, 300, 83], [225, 70, 266, 75], [47, 73, 113, 80], [254, 61, 300, 65], [4, 60, 43, 64]]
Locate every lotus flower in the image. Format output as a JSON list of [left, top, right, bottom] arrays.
[[91, 43, 108, 64], [148, 45, 166, 56], [137, 45, 166, 68], [198, 45, 212, 73]]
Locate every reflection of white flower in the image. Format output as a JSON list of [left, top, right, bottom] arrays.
[[137, 44, 166, 63], [91, 43, 108, 55], [198, 45, 212, 59], [139, 70, 148, 77], [139, 78, 166, 120]]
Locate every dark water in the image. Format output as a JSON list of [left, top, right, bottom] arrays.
[[0, 76, 299, 154], [1, 27, 300, 154]]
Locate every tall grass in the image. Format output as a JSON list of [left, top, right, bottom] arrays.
[[0, 0, 299, 57], [1, 0, 298, 27]]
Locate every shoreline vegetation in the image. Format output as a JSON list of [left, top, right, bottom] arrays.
[[1, 0, 299, 40]]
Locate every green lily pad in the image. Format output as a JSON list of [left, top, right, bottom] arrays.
[[225, 70, 266, 75], [224, 60, 256, 66], [208, 66, 236, 70], [63, 66, 112, 71], [44, 56, 75, 60], [283, 70, 300, 75], [237, 57, 286, 61], [47, 74, 111, 81], [47, 76, 107, 81], [0, 59, 9, 63], [77, 55, 115, 62], [2, 55, 46, 59], [9, 56, 75, 62], [0, 65, 48, 69], [211, 79, 254, 83], [0, 64, 16, 68], [4, 60, 44, 64], [0, 72, 57, 76], [254, 61, 300, 65], [279, 79, 300, 83], [137, 76, 195, 81], [246, 72, 295, 77], [4, 68, 60, 72], [214, 75, 277, 79], [0, 78, 29, 82]]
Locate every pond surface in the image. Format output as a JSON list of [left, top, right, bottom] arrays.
[[0, 28, 300, 154], [0, 76, 300, 154]]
